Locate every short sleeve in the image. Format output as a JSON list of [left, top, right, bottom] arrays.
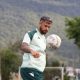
[[22, 33, 30, 44]]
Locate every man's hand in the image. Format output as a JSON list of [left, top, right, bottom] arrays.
[[30, 50, 40, 58]]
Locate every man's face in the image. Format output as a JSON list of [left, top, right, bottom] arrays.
[[39, 20, 52, 34]]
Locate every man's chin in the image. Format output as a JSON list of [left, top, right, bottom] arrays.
[[40, 30, 48, 34], [41, 32, 47, 35]]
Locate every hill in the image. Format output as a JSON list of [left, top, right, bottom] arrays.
[[0, 0, 80, 16]]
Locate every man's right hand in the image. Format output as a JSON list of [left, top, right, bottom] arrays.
[[30, 50, 40, 58]]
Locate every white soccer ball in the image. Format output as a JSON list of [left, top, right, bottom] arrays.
[[47, 34, 61, 48]]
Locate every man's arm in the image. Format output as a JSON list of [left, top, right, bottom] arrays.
[[20, 42, 32, 53], [20, 42, 40, 58]]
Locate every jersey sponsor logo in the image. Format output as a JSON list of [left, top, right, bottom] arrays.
[[38, 36, 40, 39]]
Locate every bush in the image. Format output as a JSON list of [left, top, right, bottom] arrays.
[[0, 41, 22, 80]]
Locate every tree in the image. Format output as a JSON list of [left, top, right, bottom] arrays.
[[0, 40, 22, 80], [51, 60, 60, 67], [65, 17, 80, 48]]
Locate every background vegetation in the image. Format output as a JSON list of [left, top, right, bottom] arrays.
[[0, 41, 22, 80], [65, 17, 80, 48]]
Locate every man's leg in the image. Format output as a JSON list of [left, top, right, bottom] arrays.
[[33, 68, 44, 80], [20, 68, 35, 80]]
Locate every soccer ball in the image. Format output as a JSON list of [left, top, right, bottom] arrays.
[[47, 34, 61, 48]]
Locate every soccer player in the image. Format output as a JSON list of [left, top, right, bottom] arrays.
[[20, 16, 52, 80]]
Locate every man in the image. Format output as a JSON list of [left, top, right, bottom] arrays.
[[20, 16, 52, 80]]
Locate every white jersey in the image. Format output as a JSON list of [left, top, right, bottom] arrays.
[[21, 29, 46, 72]]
